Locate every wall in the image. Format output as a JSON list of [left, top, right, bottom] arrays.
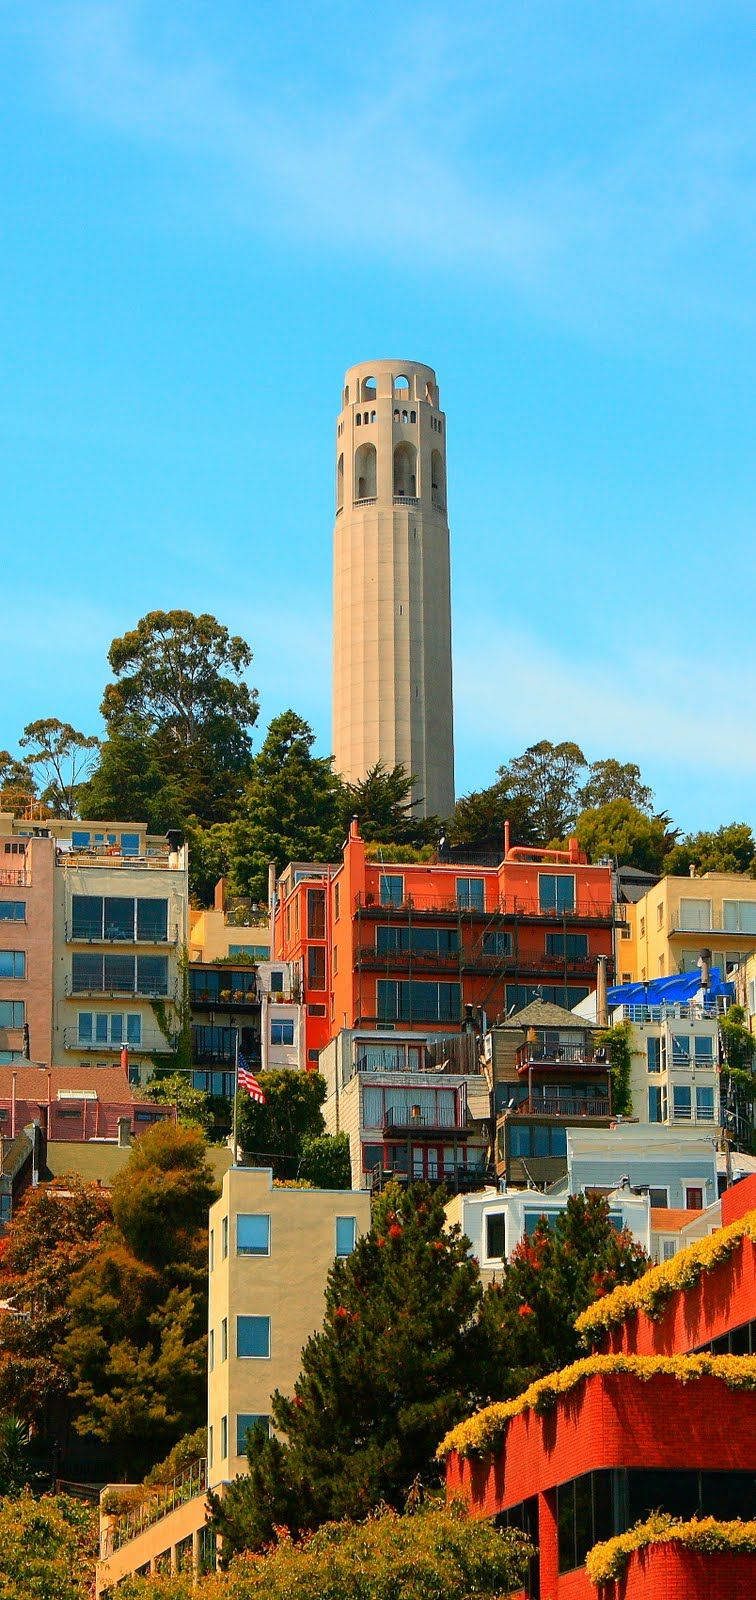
[[609, 1231, 756, 1357], [624, 873, 756, 983], [0, 833, 54, 1066]]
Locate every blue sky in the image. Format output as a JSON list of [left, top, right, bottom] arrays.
[[2, 1, 755, 830]]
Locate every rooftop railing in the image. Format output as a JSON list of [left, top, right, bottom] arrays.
[[516, 1041, 597, 1068], [613, 1002, 723, 1023], [355, 889, 614, 921]]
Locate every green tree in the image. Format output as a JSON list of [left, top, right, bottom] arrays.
[[0, 749, 36, 811], [141, 1073, 214, 1135], [0, 1178, 111, 1469], [83, 610, 259, 828], [19, 719, 100, 819], [210, 1183, 485, 1550], [80, 723, 185, 837], [575, 799, 676, 874], [664, 823, 756, 877], [224, 712, 343, 900], [479, 1194, 648, 1400], [0, 1491, 97, 1600], [578, 758, 654, 813], [595, 1020, 633, 1115], [448, 777, 537, 852], [0, 1414, 42, 1495], [60, 1125, 218, 1476], [120, 1505, 530, 1600], [499, 740, 587, 842], [236, 1069, 327, 1179], [299, 1131, 352, 1189], [340, 763, 436, 847]]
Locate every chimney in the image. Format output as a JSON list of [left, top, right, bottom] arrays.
[[349, 815, 361, 841], [596, 955, 608, 1028], [698, 948, 712, 990], [214, 876, 226, 912], [267, 862, 277, 912], [689, 863, 696, 878], [117, 1116, 132, 1148], [503, 819, 511, 859]]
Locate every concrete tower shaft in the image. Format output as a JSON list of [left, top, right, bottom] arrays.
[[332, 359, 455, 820]]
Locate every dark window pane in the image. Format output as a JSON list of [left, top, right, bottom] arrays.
[[71, 952, 103, 992], [533, 1125, 550, 1157], [508, 1124, 531, 1158], [557, 1480, 575, 1573], [628, 1468, 699, 1524], [104, 953, 135, 991], [137, 899, 168, 941], [700, 1471, 756, 1521], [550, 1126, 568, 1156], [72, 895, 102, 939], [137, 955, 169, 995], [574, 1474, 593, 1567], [104, 897, 134, 940], [592, 1470, 614, 1544], [486, 1213, 506, 1259], [308, 946, 326, 989]]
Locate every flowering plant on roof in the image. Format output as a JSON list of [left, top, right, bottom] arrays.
[[585, 1512, 756, 1585]]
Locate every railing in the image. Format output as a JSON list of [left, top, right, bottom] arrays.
[[393, 494, 419, 504], [190, 986, 260, 1008], [367, 1164, 491, 1195], [65, 976, 176, 1001], [614, 1002, 723, 1022], [105, 1458, 207, 1557], [507, 1097, 610, 1119], [355, 889, 614, 921], [353, 496, 377, 507], [383, 1106, 466, 1132], [0, 870, 28, 886], [63, 1028, 173, 1053], [65, 922, 179, 945], [516, 1042, 597, 1068], [59, 850, 176, 871], [669, 919, 756, 937]]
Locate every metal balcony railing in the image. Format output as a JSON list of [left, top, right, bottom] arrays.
[[516, 1041, 597, 1069], [104, 1458, 207, 1557], [65, 976, 175, 1000], [507, 1097, 611, 1120], [63, 1028, 173, 1054], [0, 870, 28, 887], [65, 922, 179, 945], [383, 1106, 466, 1133]]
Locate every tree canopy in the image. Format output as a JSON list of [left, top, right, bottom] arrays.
[[236, 1068, 327, 1178], [220, 711, 343, 899], [576, 798, 676, 875], [577, 758, 654, 813], [664, 822, 756, 877], [19, 719, 99, 819], [0, 1492, 96, 1600]]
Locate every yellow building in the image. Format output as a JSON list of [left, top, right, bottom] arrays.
[[616, 872, 756, 986], [189, 878, 270, 964], [96, 1165, 371, 1593]]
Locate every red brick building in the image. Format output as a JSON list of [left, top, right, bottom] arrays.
[[272, 825, 617, 1069], [443, 1175, 756, 1599], [0, 1063, 173, 1143]]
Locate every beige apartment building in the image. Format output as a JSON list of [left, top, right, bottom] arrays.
[[0, 812, 189, 1082], [332, 359, 455, 819], [96, 1165, 371, 1593], [617, 871, 756, 986]]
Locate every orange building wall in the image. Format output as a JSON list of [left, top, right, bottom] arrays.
[[0, 834, 54, 1066]]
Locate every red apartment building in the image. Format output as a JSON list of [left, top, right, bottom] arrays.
[[272, 824, 617, 1068], [443, 1174, 756, 1600]]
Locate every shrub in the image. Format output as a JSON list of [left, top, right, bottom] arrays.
[[585, 1511, 756, 1584], [0, 1491, 96, 1600], [437, 1352, 756, 1460]]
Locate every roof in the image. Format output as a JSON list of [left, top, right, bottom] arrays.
[[608, 967, 733, 1006], [650, 1208, 703, 1231], [0, 1065, 134, 1104], [498, 1000, 591, 1032]]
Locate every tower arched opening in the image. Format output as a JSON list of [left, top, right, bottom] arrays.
[[354, 442, 377, 500], [336, 452, 344, 512], [431, 449, 445, 510], [393, 441, 417, 498], [361, 375, 377, 401]]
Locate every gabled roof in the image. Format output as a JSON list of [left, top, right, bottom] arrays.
[[497, 1000, 591, 1032], [0, 1065, 134, 1104]]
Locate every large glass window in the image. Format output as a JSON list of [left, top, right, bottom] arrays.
[[546, 932, 588, 958], [506, 983, 589, 1011], [104, 897, 134, 940], [336, 1216, 357, 1256], [237, 1315, 270, 1358], [507, 1124, 568, 1159], [696, 1085, 715, 1121], [678, 898, 711, 931], [71, 895, 102, 939], [0, 902, 25, 922], [271, 1018, 294, 1046], [376, 925, 458, 956], [307, 946, 326, 989], [723, 900, 756, 934], [646, 1037, 662, 1072], [136, 899, 168, 942], [456, 877, 485, 911], [121, 833, 140, 856], [137, 955, 169, 995], [104, 953, 136, 991], [77, 1011, 140, 1046], [377, 979, 461, 1023], [539, 874, 575, 913], [693, 1034, 714, 1064], [236, 1415, 270, 1456], [237, 1214, 270, 1256], [485, 1213, 506, 1259], [673, 1084, 692, 1120], [379, 874, 404, 907], [557, 1472, 614, 1574], [307, 889, 326, 939], [671, 1033, 690, 1064], [0, 950, 25, 978], [482, 931, 511, 957], [648, 1084, 667, 1123], [0, 1000, 24, 1028]]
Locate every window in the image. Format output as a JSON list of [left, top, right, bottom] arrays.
[[0, 1000, 24, 1028], [237, 1214, 270, 1256], [307, 1003, 327, 1017], [673, 1085, 692, 1121], [377, 925, 458, 957], [379, 874, 404, 907], [209, 1229, 214, 1270], [307, 889, 326, 939], [686, 1186, 705, 1209], [334, 883, 340, 921], [656, 902, 664, 928], [362, 1142, 383, 1173], [661, 1239, 677, 1261], [77, 1011, 141, 1046], [377, 979, 461, 1024], [485, 1213, 506, 1260], [0, 951, 25, 979], [0, 902, 25, 922], [696, 1086, 715, 1122], [208, 1426, 213, 1469], [693, 1035, 714, 1065], [508, 1124, 567, 1159], [723, 899, 756, 934], [456, 877, 485, 911], [208, 1329, 214, 1371], [222, 1216, 229, 1259], [104, 897, 134, 940], [482, 931, 512, 958], [308, 946, 326, 989], [678, 897, 711, 932], [671, 1033, 690, 1064], [269, 969, 284, 993], [221, 1317, 228, 1361], [104, 952, 136, 991], [220, 1415, 228, 1460], [121, 833, 140, 856], [557, 1472, 614, 1574], [646, 1037, 662, 1073], [649, 1187, 669, 1208], [237, 1315, 270, 1358], [648, 1085, 667, 1123], [308, 1048, 319, 1062], [639, 918, 645, 939], [539, 874, 575, 913], [71, 895, 102, 938], [136, 899, 168, 941], [545, 932, 588, 959], [336, 1216, 357, 1256], [236, 1414, 270, 1456], [505, 983, 590, 1011], [523, 1209, 557, 1237], [271, 1018, 295, 1046], [137, 955, 169, 995]]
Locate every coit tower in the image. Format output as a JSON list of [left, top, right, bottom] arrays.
[[332, 359, 455, 820]]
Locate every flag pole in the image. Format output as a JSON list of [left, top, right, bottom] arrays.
[[232, 1027, 239, 1167]]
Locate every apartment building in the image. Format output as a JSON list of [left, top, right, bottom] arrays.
[[189, 878, 271, 965], [319, 1025, 491, 1190], [490, 1001, 612, 1188], [618, 870, 756, 983], [96, 1165, 371, 1593], [0, 829, 54, 1065], [612, 996, 721, 1132], [271, 823, 619, 1068], [445, 1179, 652, 1286]]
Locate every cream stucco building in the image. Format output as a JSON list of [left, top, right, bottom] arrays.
[[616, 871, 756, 986], [332, 360, 454, 819]]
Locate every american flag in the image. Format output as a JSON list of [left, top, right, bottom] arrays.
[[238, 1054, 266, 1104]]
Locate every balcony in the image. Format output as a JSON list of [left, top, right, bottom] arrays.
[[189, 985, 260, 1010], [58, 849, 176, 871], [63, 1029, 173, 1054], [516, 1040, 598, 1071], [393, 494, 419, 505], [65, 976, 176, 1001], [65, 922, 179, 945], [355, 890, 614, 924], [367, 1163, 491, 1195], [383, 1106, 468, 1137], [507, 1096, 611, 1119]]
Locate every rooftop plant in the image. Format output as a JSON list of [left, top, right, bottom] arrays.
[[584, 1511, 756, 1585]]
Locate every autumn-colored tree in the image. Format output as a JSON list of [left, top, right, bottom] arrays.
[[0, 1492, 97, 1600], [0, 1178, 111, 1470]]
